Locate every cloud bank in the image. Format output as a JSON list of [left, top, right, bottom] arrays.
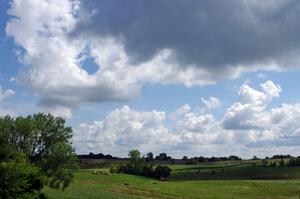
[[75, 0, 300, 71], [6, 0, 300, 116], [73, 81, 300, 157]]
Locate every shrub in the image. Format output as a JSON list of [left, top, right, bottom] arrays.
[[154, 166, 171, 180], [109, 164, 120, 174], [0, 154, 46, 199], [142, 165, 155, 177]]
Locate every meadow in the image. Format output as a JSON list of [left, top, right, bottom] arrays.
[[44, 160, 300, 199]]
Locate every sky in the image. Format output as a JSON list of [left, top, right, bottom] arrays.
[[2, 0, 300, 158]]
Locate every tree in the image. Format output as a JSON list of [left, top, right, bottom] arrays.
[[0, 113, 78, 198], [128, 150, 141, 163], [159, 153, 167, 160], [155, 153, 171, 161], [128, 149, 143, 174], [146, 152, 154, 162], [252, 155, 259, 160]]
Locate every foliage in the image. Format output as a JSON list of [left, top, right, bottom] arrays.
[[261, 159, 269, 167], [186, 159, 197, 165], [279, 158, 285, 167], [78, 153, 117, 159], [287, 158, 300, 167], [128, 150, 143, 171], [145, 152, 154, 162], [0, 153, 46, 199], [141, 164, 155, 177], [109, 164, 120, 174], [271, 155, 293, 159], [110, 150, 171, 180], [269, 162, 277, 167], [154, 166, 171, 179], [154, 153, 172, 161], [0, 113, 78, 198]]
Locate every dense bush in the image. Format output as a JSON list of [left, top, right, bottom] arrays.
[[0, 154, 46, 199], [154, 166, 171, 179]]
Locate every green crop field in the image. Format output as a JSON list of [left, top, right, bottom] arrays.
[[44, 161, 300, 199]]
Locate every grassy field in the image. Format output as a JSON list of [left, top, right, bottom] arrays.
[[44, 161, 300, 199]]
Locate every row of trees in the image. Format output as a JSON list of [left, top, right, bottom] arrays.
[[253, 154, 295, 160], [183, 155, 242, 164], [147, 152, 172, 161], [110, 150, 171, 180], [259, 158, 300, 168], [286, 158, 300, 167], [80, 150, 243, 164], [0, 113, 78, 199], [269, 155, 294, 159], [78, 152, 117, 159]]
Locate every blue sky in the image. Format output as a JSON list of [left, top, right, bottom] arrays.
[[2, 0, 300, 158]]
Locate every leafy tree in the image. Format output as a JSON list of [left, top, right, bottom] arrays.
[[159, 153, 167, 160], [182, 156, 188, 161], [154, 152, 172, 161], [128, 149, 143, 173], [128, 150, 141, 163], [146, 152, 154, 162], [0, 113, 78, 198]]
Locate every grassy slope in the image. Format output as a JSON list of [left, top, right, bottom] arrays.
[[171, 164, 300, 180], [45, 163, 300, 199]]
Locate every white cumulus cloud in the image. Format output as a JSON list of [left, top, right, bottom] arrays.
[[0, 85, 16, 116], [73, 80, 300, 157], [201, 97, 221, 109], [6, 0, 298, 118]]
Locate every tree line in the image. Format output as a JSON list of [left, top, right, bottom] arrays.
[[260, 157, 300, 168], [78, 152, 118, 160], [78, 151, 243, 165]]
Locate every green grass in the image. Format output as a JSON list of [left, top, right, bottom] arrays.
[[44, 165, 300, 199], [171, 163, 300, 181]]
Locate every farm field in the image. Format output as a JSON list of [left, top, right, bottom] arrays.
[[44, 161, 300, 199]]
